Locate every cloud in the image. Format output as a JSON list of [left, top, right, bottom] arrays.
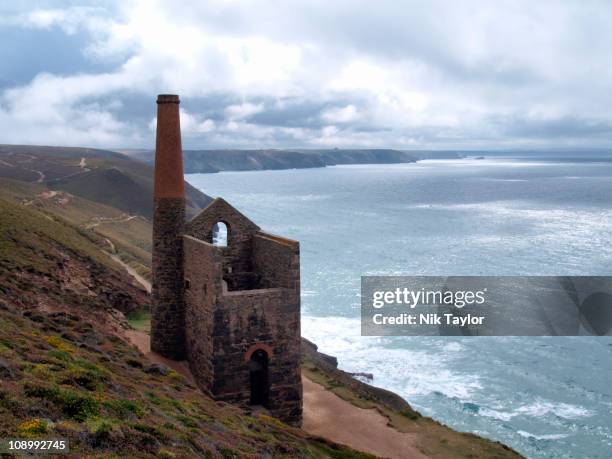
[[0, 0, 611, 148], [225, 103, 264, 120], [322, 105, 360, 123]]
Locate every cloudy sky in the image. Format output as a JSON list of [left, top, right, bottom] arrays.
[[1, 0, 612, 149]]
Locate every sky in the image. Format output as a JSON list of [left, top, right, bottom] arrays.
[[1, 0, 612, 150]]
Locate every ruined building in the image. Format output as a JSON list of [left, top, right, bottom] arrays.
[[151, 94, 302, 425]]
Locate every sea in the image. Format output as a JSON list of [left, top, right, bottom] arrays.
[[187, 154, 612, 458]]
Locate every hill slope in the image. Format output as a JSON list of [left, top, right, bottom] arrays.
[[0, 144, 211, 219], [0, 197, 148, 318], [0, 198, 372, 458], [0, 178, 153, 280]]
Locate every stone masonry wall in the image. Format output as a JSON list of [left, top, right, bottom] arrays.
[[214, 288, 302, 426], [151, 197, 186, 359], [186, 198, 260, 274], [253, 232, 300, 292], [183, 235, 221, 393], [184, 199, 302, 426]]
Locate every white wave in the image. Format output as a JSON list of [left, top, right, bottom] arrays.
[[514, 401, 593, 420], [442, 342, 465, 352], [480, 408, 515, 422], [418, 159, 565, 168], [296, 194, 329, 201], [481, 178, 529, 182], [302, 316, 482, 400], [517, 431, 569, 440]]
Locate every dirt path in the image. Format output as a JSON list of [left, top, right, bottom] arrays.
[[302, 377, 427, 459], [103, 238, 117, 253], [87, 214, 138, 229], [39, 190, 60, 198], [105, 251, 151, 293]]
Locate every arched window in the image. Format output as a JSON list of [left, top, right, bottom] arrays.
[[249, 349, 269, 406], [212, 222, 228, 247]]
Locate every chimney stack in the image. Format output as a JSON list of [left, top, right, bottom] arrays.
[[151, 94, 186, 359]]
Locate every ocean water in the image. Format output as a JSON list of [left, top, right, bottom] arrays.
[[187, 156, 612, 458]]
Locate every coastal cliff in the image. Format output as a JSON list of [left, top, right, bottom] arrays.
[[123, 148, 423, 173]]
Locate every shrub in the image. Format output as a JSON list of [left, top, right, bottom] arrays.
[[89, 419, 115, 447], [55, 389, 100, 421], [167, 370, 183, 381], [45, 336, 74, 354], [61, 367, 106, 391], [176, 415, 198, 428], [46, 349, 72, 364], [130, 422, 167, 442], [401, 409, 421, 420], [23, 382, 99, 421], [18, 418, 48, 436], [104, 399, 144, 419]]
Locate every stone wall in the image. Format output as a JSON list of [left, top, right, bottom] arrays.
[[214, 288, 302, 426], [151, 197, 186, 359], [253, 232, 300, 291], [183, 235, 221, 393], [184, 199, 302, 426], [186, 198, 259, 275]]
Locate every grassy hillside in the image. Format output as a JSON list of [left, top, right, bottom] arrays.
[[0, 144, 211, 219], [0, 141, 213, 281], [0, 197, 148, 316], [0, 197, 371, 458], [0, 306, 376, 458], [0, 178, 153, 279]]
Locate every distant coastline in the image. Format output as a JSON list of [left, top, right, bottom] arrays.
[[118, 148, 612, 175], [119, 148, 465, 174]]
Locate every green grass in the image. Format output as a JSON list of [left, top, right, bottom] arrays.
[[0, 307, 375, 458], [0, 178, 153, 279], [127, 310, 152, 333], [0, 196, 116, 274]]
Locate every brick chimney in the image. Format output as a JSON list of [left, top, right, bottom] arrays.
[[151, 94, 186, 359]]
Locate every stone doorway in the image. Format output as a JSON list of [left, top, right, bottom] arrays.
[[249, 349, 269, 406]]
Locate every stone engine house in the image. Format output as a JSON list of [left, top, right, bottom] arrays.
[[151, 94, 302, 426]]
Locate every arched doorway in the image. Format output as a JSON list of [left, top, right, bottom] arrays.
[[249, 349, 269, 406]]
